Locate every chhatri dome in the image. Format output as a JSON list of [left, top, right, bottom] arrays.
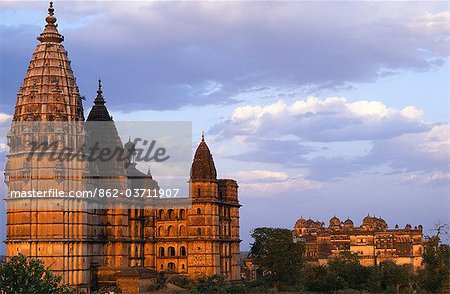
[[329, 215, 341, 227], [295, 217, 307, 228], [343, 218, 354, 228]]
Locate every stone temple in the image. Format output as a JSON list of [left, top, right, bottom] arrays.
[[4, 2, 241, 292]]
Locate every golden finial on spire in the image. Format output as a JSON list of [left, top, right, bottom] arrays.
[[201, 131, 205, 142], [48, 1, 54, 16], [93, 79, 106, 105], [39, 0, 63, 43], [97, 79, 102, 94], [44, 0, 57, 26]]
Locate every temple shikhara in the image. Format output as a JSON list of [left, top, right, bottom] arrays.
[[292, 215, 423, 269], [4, 3, 240, 292]]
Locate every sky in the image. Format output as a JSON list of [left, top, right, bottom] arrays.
[[0, 1, 449, 253]]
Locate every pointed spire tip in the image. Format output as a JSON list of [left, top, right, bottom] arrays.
[[48, 1, 54, 16]]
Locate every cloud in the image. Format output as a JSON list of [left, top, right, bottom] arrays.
[[426, 172, 450, 186], [402, 171, 450, 186], [234, 169, 323, 195], [306, 156, 365, 181], [408, 11, 450, 55], [0, 114, 11, 155], [306, 124, 450, 180], [0, 151, 7, 176], [228, 138, 313, 165], [211, 97, 428, 142], [235, 170, 289, 182], [211, 97, 448, 181], [0, 113, 11, 126], [363, 124, 450, 173], [1, 2, 449, 112], [0, 144, 7, 152]]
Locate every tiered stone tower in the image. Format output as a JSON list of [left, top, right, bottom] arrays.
[[5, 2, 97, 291], [85, 80, 130, 271], [186, 134, 241, 280], [4, 2, 241, 292]]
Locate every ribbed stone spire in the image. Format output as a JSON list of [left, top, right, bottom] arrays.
[[190, 134, 217, 181], [13, 1, 84, 121]]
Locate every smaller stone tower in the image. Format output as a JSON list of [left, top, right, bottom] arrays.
[[187, 134, 241, 280]]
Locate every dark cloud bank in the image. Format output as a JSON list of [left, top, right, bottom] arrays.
[[1, 2, 448, 113]]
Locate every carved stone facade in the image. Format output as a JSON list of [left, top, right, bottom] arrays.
[[4, 3, 240, 292], [293, 215, 423, 270]]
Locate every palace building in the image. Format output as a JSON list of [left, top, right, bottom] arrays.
[[292, 215, 423, 270], [4, 3, 240, 292]]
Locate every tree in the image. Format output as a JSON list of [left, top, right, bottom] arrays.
[[378, 260, 411, 293], [302, 264, 330, 292], [250, 227, 304, 289], [303, 252, 383, 292], [0, 254, 73, 294], [326, 252, 377, 291], [417, 224, 450, 293]]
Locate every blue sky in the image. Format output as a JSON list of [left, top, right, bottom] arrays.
[[0, 1, 449, 252]]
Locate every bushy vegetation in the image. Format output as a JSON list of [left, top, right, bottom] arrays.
[[241, 226, 450, 294], [0, 253, 73, 294], [300, 256, 413, 293], [416, 234, 450, 293], [250, 227, 305, 290]]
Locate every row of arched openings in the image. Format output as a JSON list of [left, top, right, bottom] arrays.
[[158, 209, 186, 220], [159, 246, 186, 257], [158, 225, 187, 237], [157, 226, 203, 237], [161, 262, 185, 272], [157, 208, 203, 220]]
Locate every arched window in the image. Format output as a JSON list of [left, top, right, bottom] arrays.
[[168, 246, 176, 256], [197, 208, 201, 215], [159, 247, 165, 256], [179, 209, 185, 219], [197, 187, 201, 197], [181, 264, 185, 270], [180, 246, 186, 256], [168, 262, 175, 271], [197, 228, 202, 236], [168, 225, 174, 237], [158, 209, 164, 219], [168, 209, 174, 220], [160, 264, 164, 270], [158, 226, 163, 237], [179, 225, 186, 236]]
